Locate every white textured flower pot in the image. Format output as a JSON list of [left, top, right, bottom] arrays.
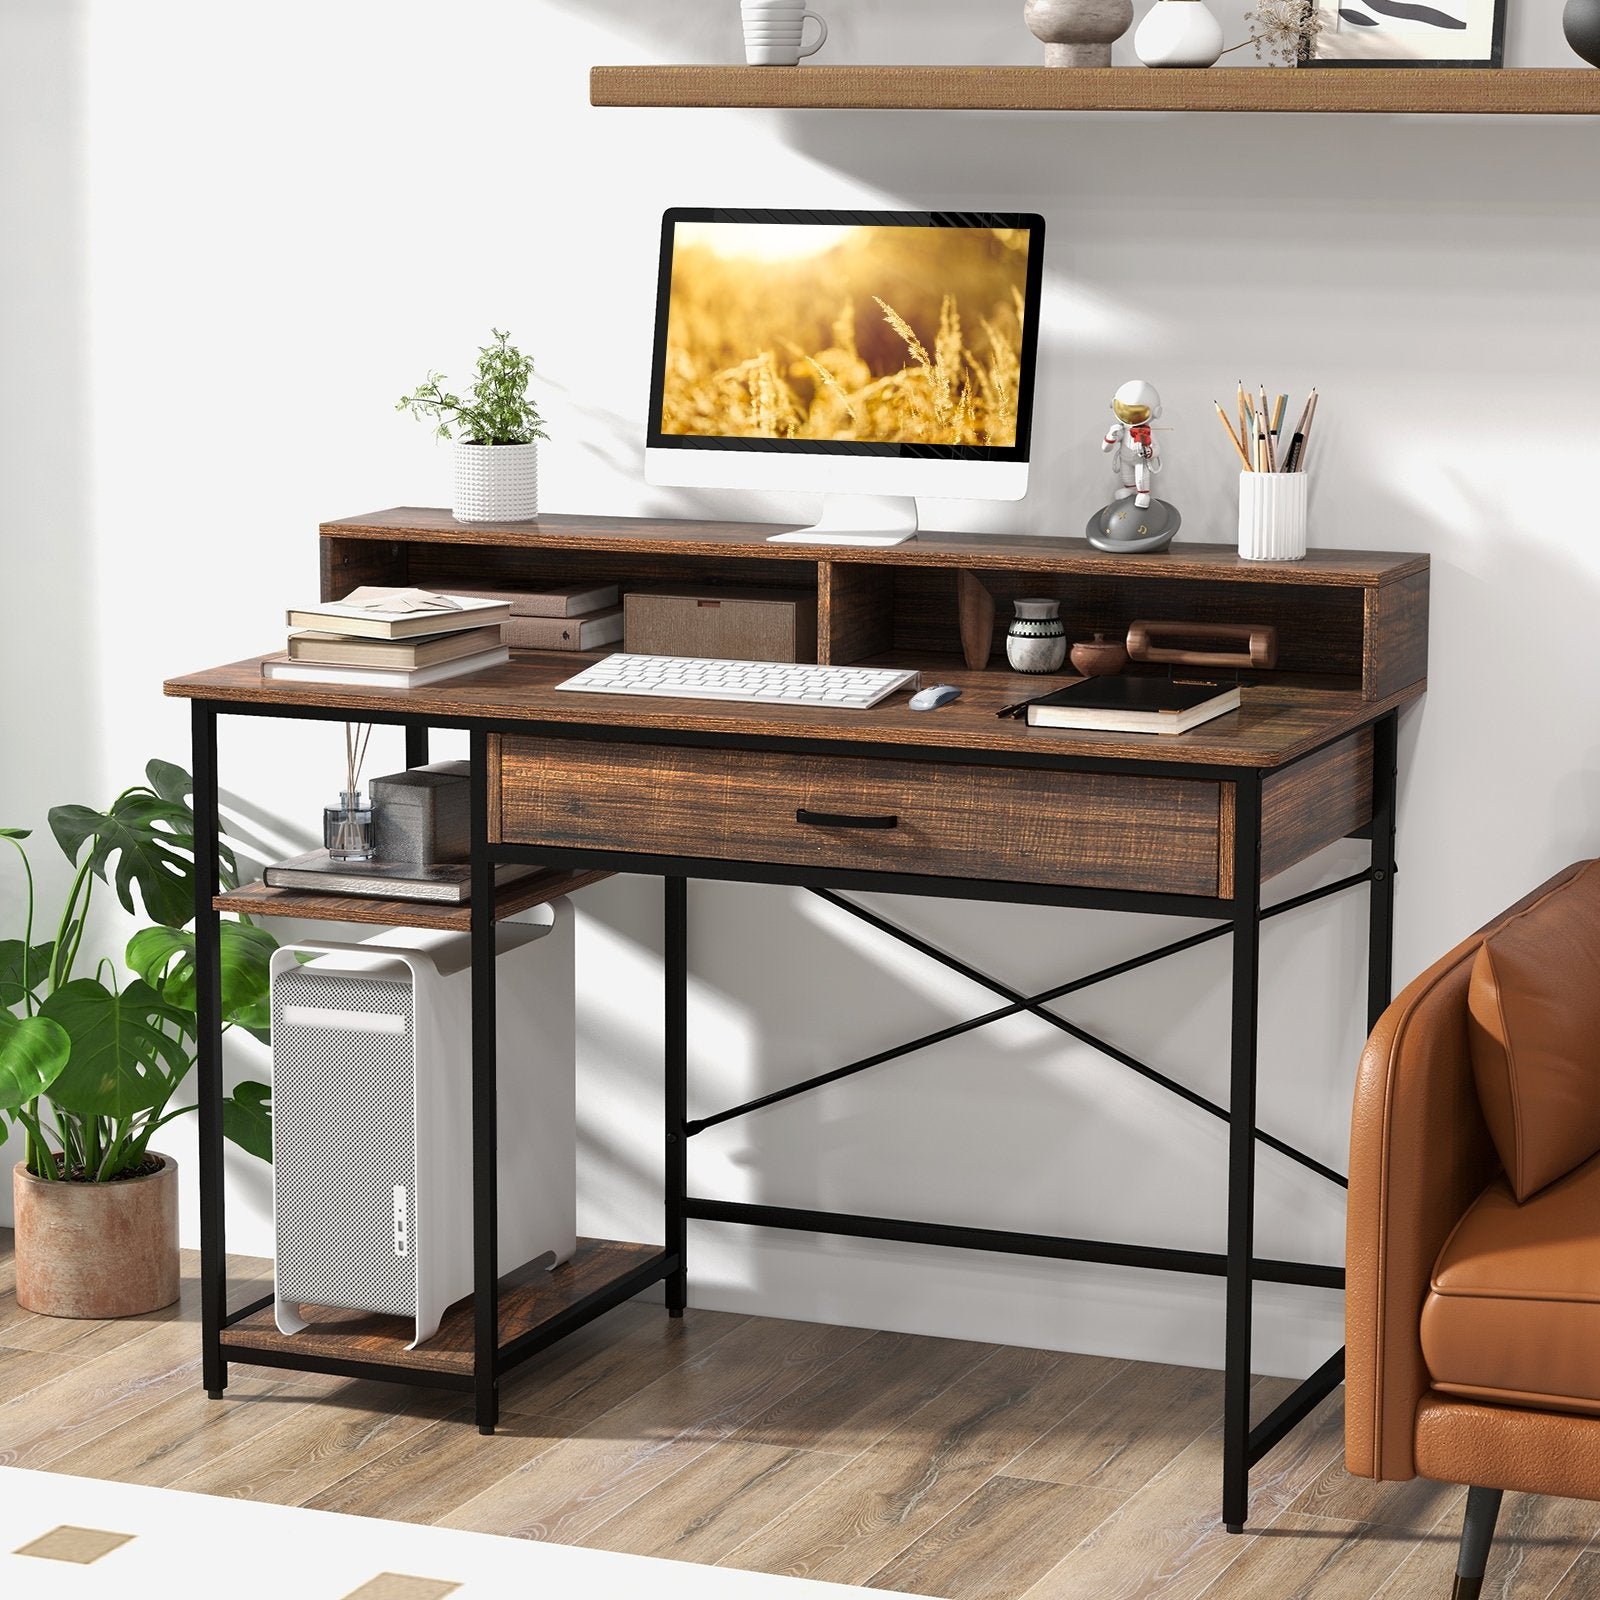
[[1135, 0, 1225, 66], [453, 441, 539, 524]]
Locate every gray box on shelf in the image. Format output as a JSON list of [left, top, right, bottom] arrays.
[[370, 761, 471, 866]]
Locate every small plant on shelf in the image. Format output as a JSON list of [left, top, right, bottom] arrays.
[[398, 329, 548, 524]]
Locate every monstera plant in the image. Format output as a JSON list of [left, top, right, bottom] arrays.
[[1, 761, 276, 1316]]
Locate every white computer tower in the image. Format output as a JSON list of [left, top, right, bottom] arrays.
[[268, 901, 576, 1348]]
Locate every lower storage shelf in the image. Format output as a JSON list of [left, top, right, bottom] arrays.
[[221, 1237, 669, 1379]]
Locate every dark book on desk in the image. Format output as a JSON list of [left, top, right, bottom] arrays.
[[1026, 677, 1241, 736], [262, 850, 539, 903], [261, 645, 509, 688]]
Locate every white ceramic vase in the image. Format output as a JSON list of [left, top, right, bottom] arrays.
[[1134, 0, 1225, 67], [453, 440, 539, 523], [1007, 598, 1069, 673]]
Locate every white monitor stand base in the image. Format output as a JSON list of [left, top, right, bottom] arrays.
[[766, 494, 919, 547]]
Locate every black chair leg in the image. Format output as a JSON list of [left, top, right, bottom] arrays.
[[1451, 1485, 1504, 1600]]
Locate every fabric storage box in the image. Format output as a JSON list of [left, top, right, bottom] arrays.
[[371, 760, 471, 865]]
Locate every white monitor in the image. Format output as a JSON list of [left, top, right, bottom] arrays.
[[645, 208, 1045, 547]]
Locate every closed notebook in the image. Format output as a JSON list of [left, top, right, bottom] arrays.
[[505, 607, 624, 651], [449, 582, 620, 618], [286, 625, 503, 668], [262, 849, 537, 903], [285, 594, 511, 639], [260, 644, 510, 688], [1026, 676, 1241, 736]]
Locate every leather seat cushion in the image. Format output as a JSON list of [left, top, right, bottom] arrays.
[[1468, 857, 1600, 1200], [1422, 1152, 1600, 1415]]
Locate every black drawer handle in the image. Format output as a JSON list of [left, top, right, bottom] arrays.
[[796, 807, 899, 831]]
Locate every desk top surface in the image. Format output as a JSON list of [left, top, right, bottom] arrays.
[[166, 653, 1419, 772]]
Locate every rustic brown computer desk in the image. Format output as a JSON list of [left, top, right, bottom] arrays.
[[165, 507, 1428, 1530]]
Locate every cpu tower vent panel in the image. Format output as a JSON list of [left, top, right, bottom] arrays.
[[269, 904, 577, 1348]]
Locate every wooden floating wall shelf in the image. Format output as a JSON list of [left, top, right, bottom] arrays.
[[590, 65, 1600, 117]]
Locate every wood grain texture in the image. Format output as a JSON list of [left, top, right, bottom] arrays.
[[495, 735, 1225, 894], [8, 1228, 1600, 1600], [1201, 1510, 1414, 1599], [166, 653, 1417, 772], [1019, 1376, 1348, 1600], [1375, 1488, 1600, 1600], [717, 1346, 1120, 1586], [438, 1315, 877, 1545], [212, 867, 612, 931], [1260, 729, 1374, 883], [1003, 1359, 1223, 1495], [223, 1239, 665, 1377], [579, 1441, 856, 1565], [867, 1475, 1126, 1600], [728, 1327, 1000, 1456], [1364, 566, 1430, 702], [497, 1302, 751, 1422], [589, 65, 1600, 116], [957, 571, 997, 670], [818, 559, 895, 665], [321, 509, 1427, 584]]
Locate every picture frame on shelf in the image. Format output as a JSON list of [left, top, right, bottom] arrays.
[[1310, 0, 1505, 66]]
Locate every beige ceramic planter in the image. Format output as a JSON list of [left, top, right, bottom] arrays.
[[13, 1154, 180, 1317]]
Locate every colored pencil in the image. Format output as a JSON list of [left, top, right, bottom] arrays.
[[1215, 402, 1252, 470]]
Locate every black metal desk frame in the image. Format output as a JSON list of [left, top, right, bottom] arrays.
[[192, 697, 1399, 1533]]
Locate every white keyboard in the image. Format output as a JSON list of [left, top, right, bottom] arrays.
[[555, 654, 920, 710]]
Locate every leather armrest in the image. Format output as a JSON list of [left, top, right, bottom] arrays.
[[1345, 865, 1587, 1482]]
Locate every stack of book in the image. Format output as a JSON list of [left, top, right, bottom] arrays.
[[452, 582, 622, 652], [261, 587, 513, 689]]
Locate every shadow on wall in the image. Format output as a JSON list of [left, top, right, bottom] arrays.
[[0, 0, 95, 1216]]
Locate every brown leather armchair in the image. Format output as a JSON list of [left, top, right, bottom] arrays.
[[1347, 860, 1600, 1599]]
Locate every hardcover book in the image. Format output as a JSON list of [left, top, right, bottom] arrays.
[[262, 850, 539, 903], [1026, 676, 1241, 736], [261, 645, 510, 688]]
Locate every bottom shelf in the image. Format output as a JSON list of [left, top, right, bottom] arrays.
[[222, 1237, 667, 1378]]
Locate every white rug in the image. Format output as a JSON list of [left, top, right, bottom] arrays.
[[0, 1466, 929, 1599]]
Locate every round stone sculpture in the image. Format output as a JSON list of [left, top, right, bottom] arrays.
[[1025, 0, 1135, 67], [1565, 0, 1600, 66], [1086, 496, 1181, 554]]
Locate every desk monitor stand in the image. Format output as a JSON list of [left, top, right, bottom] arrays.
[[767, 493, 920, 548]]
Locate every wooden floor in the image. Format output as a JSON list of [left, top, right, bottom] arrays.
[[3, 1235, 1599, 1599]]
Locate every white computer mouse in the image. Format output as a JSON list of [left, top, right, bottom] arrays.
[[909, 684, 962, 711]]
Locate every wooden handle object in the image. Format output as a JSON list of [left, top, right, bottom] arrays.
[[1124, 619, 1279, 671]]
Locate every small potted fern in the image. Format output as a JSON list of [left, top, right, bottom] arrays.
[[398, 328, 549, 523]]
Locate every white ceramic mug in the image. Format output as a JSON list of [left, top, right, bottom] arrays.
[[741, 0, 828, 65]]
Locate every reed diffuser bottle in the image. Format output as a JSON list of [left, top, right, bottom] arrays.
[[324, 723, 376, 861]]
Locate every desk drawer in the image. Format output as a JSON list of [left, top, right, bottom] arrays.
[[494, 737, 1224, 895]]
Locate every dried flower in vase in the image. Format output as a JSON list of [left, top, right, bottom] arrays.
[[1235, 0, 1325, 64]]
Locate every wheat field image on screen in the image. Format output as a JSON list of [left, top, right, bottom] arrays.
[[660, 223, 1030, 448]]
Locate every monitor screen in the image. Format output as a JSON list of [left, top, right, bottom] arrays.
[[647, 209, 1044, 462]]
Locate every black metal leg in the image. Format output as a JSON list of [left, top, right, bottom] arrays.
[[405, 724, 430, 768], [1368, 710, 1400, 1031], [1223, 774, 1264, 1532], [468, 730, 500, 1433], [665, 876, 688, 1317], [192, 703, 228, 1399], [1452, 1485, 1504, 1600]]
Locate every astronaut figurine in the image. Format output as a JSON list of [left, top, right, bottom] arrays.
[[1086, 378, 1180, 553], [1101, 379, 1163, 509]]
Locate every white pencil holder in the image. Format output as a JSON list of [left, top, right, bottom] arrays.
[[1237, 471, 1307, 562]]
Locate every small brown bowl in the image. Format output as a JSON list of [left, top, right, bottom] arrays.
[[1070, 632, 1128, 677]]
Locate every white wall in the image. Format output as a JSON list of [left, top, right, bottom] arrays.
[[3, 0, 1597, 1377]]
